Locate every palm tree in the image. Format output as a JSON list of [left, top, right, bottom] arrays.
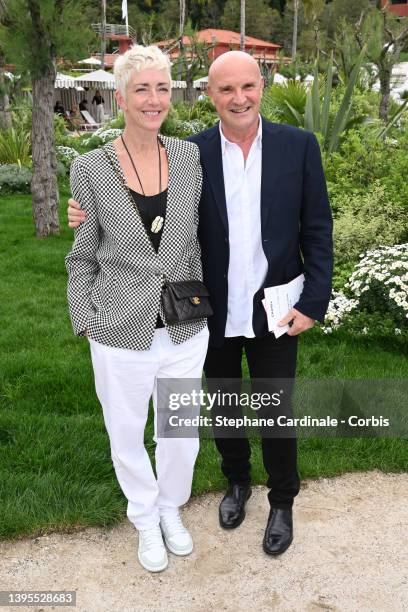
[[292, 0, 299, 60], [179, 0, 186, 37], [302, 0, 325, 53], [240, 0, 245, 51], [0, 0, 12, 130]]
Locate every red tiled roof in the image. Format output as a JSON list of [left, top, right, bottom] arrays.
[[156, 28, 281, 50], [380, 0, 408, 17]]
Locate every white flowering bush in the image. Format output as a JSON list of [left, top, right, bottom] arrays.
[[56, 146, 79, 167], [172, 119, 209, 139], [322, 292, 358, 334], [94, 128, 123, 142], [81, 128, 123, 148], [322, 244, 408, 337]]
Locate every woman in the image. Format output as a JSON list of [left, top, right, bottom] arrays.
[[92, 89, 105, 123], [65, 45, 209, 573], [68, 102, 83, 131]]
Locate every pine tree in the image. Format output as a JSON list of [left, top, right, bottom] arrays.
[[0, 0, 94, 237]]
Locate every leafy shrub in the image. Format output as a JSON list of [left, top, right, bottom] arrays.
[[161, 101, 217, 138], [332, 261, 354, 292], [54, 114, 70, 146], [11, 100, 32, 135], [276, 59, 313, 81], [105, 112, 125, 130], [160, 105, 182, 137], [333, 181, 406, 265], [0, 163, 32, 194], [0, 127, 31, 166], [56, 160, 67, 178], [325, 127, 408, 219], [173, 98, 218, 126], [261, 80, 307, 125]]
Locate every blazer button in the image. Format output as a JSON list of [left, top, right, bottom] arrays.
[[153, 267, 161, 276]]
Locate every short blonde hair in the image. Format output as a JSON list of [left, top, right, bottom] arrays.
[[114, 45, 171, 97]]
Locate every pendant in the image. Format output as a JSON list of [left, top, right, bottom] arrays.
[[151, 216, 164, 234]]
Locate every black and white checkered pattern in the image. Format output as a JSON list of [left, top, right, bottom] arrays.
[[65, 137, 206, 351]]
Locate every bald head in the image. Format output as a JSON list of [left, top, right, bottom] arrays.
[[208, 51, 261, 86], [207, 51, 263, 139]]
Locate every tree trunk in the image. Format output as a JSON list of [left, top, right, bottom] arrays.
[[179, 0, 186, 37], [378, 63, 391, 122], [185, 70, 195, 105], [0, 49, 12, 131], [240, 0, 245, 51], [292, 0, 299, 60], [31, 60, 59, 237]]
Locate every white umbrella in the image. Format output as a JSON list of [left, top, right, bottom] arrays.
[[193, 76, 208, 87], [78, 57, 102, 66], [55, 72, 77, 89], [75, 69, 116, 90], [273, 73, 288, 84]]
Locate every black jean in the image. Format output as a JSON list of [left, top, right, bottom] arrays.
[[204, 333, 301, 509]]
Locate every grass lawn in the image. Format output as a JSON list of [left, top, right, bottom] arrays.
[[1, 189, 407, 539]]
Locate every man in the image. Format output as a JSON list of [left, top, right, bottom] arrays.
[[67, 51, 333, 556], [54, 100, 66, 116]]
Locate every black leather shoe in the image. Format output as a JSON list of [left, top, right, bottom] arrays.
[[219, 483, 252, 529], [263, 508, 293, 555]]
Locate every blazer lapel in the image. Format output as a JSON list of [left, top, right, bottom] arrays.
[[199, 125, 229, 235], [102, 141, 156, 257], [260, 118, 286, 232], [156, 135, 179, 260]]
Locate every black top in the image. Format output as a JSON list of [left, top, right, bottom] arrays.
[[130, 188, 167, 253], [92, 95, 104, 105], [130, 188, 167, 328]]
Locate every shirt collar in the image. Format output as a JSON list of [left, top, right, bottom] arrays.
[[219, 115, 262, 155]]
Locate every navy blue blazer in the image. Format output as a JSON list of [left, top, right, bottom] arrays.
[[188, 118, 333, 348]]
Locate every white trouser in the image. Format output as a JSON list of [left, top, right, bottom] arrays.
[[95, 104, 104, 123], [88, 327, 209, 530]]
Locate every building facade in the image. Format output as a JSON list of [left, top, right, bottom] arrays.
[[381, 0, 408, 18]]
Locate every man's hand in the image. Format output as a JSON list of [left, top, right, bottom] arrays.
[[278, 308, 315, 336], [67, 198, 86, 228]]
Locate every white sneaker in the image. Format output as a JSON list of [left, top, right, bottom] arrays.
[[138, 525, 168, 572], [160, 510, 193, 556]]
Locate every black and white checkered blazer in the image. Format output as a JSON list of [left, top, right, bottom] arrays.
[[65, 137, 207, 351]]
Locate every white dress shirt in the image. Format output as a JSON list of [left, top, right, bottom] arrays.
[[220, 118, 268, 337]]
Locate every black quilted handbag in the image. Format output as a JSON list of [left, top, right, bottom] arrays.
[[161, 280, 213, 325]]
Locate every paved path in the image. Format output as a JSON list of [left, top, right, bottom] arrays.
[[1, 472, 407, 612]]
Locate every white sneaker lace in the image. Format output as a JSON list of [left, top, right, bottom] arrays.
[[161, 512, 186, 535], [140, 526, 164, 549]]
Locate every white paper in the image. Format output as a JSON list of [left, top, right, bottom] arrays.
[[263, 274, 305, 338]]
